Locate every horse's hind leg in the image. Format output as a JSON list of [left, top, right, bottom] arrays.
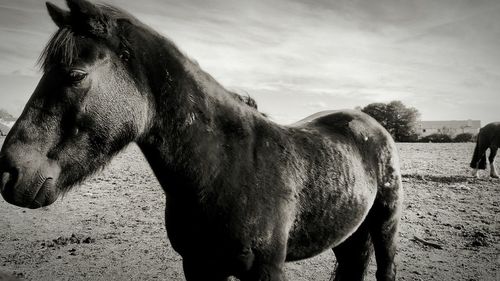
[[489, 146, 498, 178], [368, 183, 403, 281], [331, 221, 372, 281]]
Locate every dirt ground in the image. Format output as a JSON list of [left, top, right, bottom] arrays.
[[0, 139, 498, 281]]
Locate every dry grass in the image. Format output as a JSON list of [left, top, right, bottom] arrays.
[[0, 141, 498, 280]]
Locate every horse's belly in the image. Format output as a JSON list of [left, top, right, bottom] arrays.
[[285, 182, 376, 261]]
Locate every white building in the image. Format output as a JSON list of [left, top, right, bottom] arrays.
[[417, 120, 481, 137]]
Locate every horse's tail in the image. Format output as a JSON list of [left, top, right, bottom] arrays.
[[470, 133, 487, 169]]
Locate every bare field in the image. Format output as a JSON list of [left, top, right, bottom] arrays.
[[0, 140, 498, 281]]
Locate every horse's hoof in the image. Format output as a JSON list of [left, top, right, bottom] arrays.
[[491, 169, 499, 178]]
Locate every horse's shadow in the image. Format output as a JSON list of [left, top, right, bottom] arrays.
[[402, 173, 496, 184]]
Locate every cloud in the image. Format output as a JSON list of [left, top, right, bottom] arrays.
[[0, 0, 499, 124], [306, 101, 328, 110]]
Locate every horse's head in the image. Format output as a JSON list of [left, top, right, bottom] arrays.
[[0, 0, 151, 208]]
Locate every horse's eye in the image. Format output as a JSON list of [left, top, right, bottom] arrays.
[[68, 69, 87, 84], [72, 126, 79, 137]]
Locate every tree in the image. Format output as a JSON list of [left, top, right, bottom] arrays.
[[0, 109, 15, 121], [361, 101, 420, 142]]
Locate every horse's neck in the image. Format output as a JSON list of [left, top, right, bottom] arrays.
[[137, 39, 260, 194]]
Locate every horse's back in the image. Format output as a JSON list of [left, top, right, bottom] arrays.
[[480, 122, 500, 146], [292, 109, 400, 186], [292, 109, 392, 145]]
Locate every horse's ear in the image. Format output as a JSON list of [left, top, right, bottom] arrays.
[[66, 0, 101, 18], [66, 0, 113, 37], [46, 2, 70, 28]]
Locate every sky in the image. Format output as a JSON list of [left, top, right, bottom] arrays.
[[0, 0, 499, 125]]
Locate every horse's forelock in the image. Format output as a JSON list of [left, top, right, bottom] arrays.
[[37, 28, 80, 71], [39, 4, 136, 71]]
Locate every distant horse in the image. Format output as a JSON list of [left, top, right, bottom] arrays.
[[0, 1, 403, 280], [470, 122, 500, 178]]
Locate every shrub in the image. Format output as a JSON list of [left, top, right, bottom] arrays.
[[398, 133, 420, 142], [453, 133, 475, 143], [419, 133, 453, 143]]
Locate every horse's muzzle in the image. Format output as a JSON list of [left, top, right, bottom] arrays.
[[0, 149, 61, 209]]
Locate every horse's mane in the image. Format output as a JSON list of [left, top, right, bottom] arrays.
[[229, 91, 259, 111], [37, 4, 261, 112]]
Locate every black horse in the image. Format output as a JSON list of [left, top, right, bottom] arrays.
[[470, 122, 500, 178], [0, 1, 403, 280]]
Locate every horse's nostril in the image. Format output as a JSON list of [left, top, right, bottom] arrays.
[[0, 171, 18, 194], [1, 172, 11, 193]]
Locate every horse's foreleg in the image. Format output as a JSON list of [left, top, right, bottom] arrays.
[[489, 146, 498, 178], [470, 137, 489, 174], [330, 221, 372, 281], [368, 183, 403, 281], [241, 260, 286, 281], [239, 225, 289, 281], [240, 241, 287, 281], [182, 258, 229, 281]]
